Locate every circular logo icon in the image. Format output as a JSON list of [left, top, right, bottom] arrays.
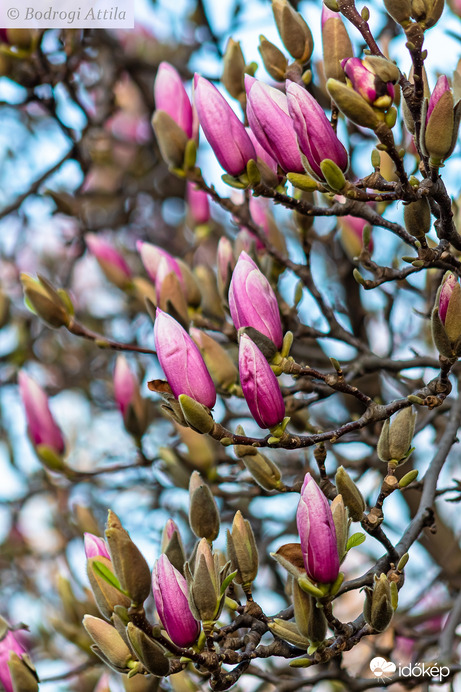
[[369, 657, 397, 677]]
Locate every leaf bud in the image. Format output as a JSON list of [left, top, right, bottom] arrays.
[[241, 451, 285, 491], [83, 615, 134, 670], [126, 623, 170, 676], [383, 0, 412, 24], [178, 394, 215, 434], [377, 407, 416, 465], [152, 110, 189, 168], [105, 511, 152, 606], [258, 35, 288, 81], [226, 511, 259, 589], [222, 38, 246, 101], [189, 471, 220, 541], [398, 469, 419, 488], [21, 273, 72, 328], [363, 573, 394, 632], [335, 466, 366, 521], [403, 197, 432, 239]]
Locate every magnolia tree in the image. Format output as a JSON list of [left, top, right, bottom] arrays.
[[2, 0, 461, 690]]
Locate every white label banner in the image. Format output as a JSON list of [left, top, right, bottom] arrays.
[[1, 0, 134, 28]]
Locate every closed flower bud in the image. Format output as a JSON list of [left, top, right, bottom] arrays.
[[189, 471, 220, 541], [194, 74, 256, 176], [377, 407, 416, 465], [403, 197, 432, 239], [296, 473, 339, 584], [272, 0, 314, 63], [432, 272, 461, 357], [137, 241, 183, 288], [363, 573, 394, 632], [226, 511, 259, 589], [421, 75, 461, 166], [84, 533, 111, 560], [186, 182, 210, 227], [229, 251, 283, 349], [152, 555, 200, 648], [86, 556, 131, 619], [245, 75, 304, 173], [335, 466, 365, 522], [185, 538, 231, 628], [178, 394, 215, 434], [154, 309, 216, 410], [154, 62, 193, 139], [246, 127, 280, 186], [21, 273, 72, 328], [326, 78, 380, 129], [286, 81, 348, 181], [411, 0, 444, 27], [155, 260, 190, 328], [82, 615, 133, 670], [105, 510, 152, 606], [85, 234, 132, 289], [222, 38, 246, 101], [0, 626, 36, 692], [152, 110, 189, 168], [239, 333, 285, 430], [193, 264, 225, 320], [341, 57, 398, 110], [258, 35, 288, 81], [338, 215, 373, 259], [18, 371, 65, 461], [292, 579, 327, 644], [114, 356, 148, 438], [268, 619, 310, 648], [321, 6, 353, 82], [190, 328, 238, 390], [217, 238, 235, 300], [330, 494, 349, 563], [126, 623, 170, 676]]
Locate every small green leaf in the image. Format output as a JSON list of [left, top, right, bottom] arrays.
[[220, 570, 238, 596], [346, 532, 366, 551], [93, 560, 126, 594]]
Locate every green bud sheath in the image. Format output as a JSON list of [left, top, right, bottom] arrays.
[[326, 79, 380, 129], [126, 623, 170, 676], [152, 111, 189, 168], [8, 653, 39, 692], [335, 466, 365, 522], [178, 394, 215, 434], [83, 615, 133, 669]]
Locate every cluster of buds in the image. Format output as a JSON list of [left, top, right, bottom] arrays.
[[0, 618, 38, 692], [431, 272, 461, 358], [18, 370, 66, 471], [383, 0, 444, 29]]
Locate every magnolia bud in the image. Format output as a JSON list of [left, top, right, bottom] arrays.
[[363, 573, 394, 632], [292, 579, 327, 644], [383, 0, 412, 24], [189, 471, 220, 541], [21, 274, 72, 328], [126, 623, 170, 676], [190, 328, 238, 391], [377, 407, 416, 465], [222, 38, 246, 100], [272, 0, 314, 63], [335, 466, 365, 522], [321, 6, 353, 82], [178, 394, 215, 434], [83, 615, 133, 670], [268, 619, 310, 648], [226, 511, 259, 589], [330, 494, 349, 562], [258, 36, 287, 81], [241, 451, 284, 491], [152, 110, 189, 168], [105, 511, 152, 606], [403, 197, 432, 239], [185, 538, 231, 627], [7, 652, 39, 692]]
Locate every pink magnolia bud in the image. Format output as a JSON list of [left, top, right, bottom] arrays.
[[86, 234, 132, 289], [152, 554, 200, 647], [153, 309, 216, 409], [194, 74, 256, 176], [18, 371, 65, 456], [426, 75, 450, 124], [137, 241, 184, 288], [439, 272, 458, 324], [245, 75, 304, 173], [186, 182, 210, 226], [238, 333, 285, 429], [162, 519, 180, 544], [246, 127, 279, 176], [296, 472, 339, 584], [0, 629, 28, 692], [338, 214, 373, 258], [113, 356, 137, 418], [84, 533, 111, 560], [229, 251, 283, 349], [286, 81, 349, 180], [154, 62, 193, 138], [341, 57, 395, 108]]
